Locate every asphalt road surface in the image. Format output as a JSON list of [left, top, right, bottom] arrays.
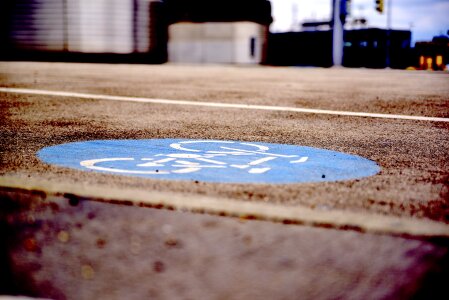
[[1, 62, 449, 299]]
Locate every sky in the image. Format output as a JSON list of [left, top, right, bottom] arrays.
[[269, 0, 449, 44]]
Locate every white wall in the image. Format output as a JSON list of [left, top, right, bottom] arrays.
[[68, 0, 133, 53], [168, 22, 268, 64]]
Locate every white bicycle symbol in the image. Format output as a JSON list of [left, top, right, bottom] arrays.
[[79, 140, 308, 175]]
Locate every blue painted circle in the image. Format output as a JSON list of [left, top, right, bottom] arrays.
[[37, 139, 380, 184]]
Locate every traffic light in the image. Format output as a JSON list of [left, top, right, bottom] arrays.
[[375, 0, 384, 13], [341, 0, 352, 17]]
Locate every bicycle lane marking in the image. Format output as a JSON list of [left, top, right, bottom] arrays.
[[37, 139, 380, 184], [1, 87, 448, 122]]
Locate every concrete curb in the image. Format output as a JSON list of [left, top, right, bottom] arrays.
[[1, 176, 448, 238]]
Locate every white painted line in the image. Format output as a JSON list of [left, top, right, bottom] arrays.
[[1, 87, 448, 122], [248, 156, 277, 166], [291, 157, 309, 163], [248, 167, 271, 174]]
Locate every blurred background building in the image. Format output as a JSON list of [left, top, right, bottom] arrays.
[[0, 0, 447, 69], [267, 28, 412, 69], [0, 0, 167, 63], [165, 0, 272, 64]]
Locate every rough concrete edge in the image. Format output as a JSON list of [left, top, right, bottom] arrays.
[[1, 176, 449, 238]]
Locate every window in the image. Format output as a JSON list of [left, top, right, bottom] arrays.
[[250, 37, 256, 58]]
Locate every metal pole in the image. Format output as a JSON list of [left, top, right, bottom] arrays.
[[332, 0, 344, 66], [386, 0, 392, 68]]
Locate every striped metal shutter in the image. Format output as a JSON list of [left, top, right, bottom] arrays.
[[9, 0, 65, 51], [7, 0, 162, 54]]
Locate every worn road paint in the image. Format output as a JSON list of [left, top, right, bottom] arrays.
[[38, 139, 380, 184], [1, 87, 448, 122]]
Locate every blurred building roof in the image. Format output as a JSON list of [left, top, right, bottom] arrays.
[[163, 0, 272, 25]]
